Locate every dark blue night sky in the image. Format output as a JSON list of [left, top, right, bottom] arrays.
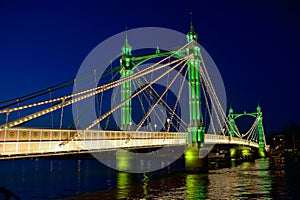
[[0, 0, 299, 134]]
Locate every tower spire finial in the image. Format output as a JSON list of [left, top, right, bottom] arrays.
[[187, 12, 198, 42], [121, 26, 132, 56], [190, 12, 194, 33], [125, 26, 129, 44]]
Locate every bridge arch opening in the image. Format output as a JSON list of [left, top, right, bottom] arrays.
[[234, 115, 257, 135]]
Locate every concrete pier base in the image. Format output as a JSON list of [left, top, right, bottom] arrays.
[[116, 149, 134, 172], [185, 145, 208, 173], [258, 148, 266, 158]]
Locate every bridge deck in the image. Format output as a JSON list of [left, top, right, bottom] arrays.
[[0, 128, 258, 158]]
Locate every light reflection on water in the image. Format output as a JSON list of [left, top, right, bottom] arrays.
[[0, 157, 299, 199], [207, 160, 272, 199]]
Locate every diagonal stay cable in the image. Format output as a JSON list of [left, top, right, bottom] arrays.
[[0, 56, 186, 129], [135, 67, 188, 127], [85, 58, 188, 131], [166, 62, 188, 132], [135, 60, 187, 132]]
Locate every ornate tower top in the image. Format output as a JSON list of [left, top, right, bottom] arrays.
[[257, 104, 261, 112], [186, 12, 198, 42], [122, 27, 132, 56], [229, 106, 234, 114]]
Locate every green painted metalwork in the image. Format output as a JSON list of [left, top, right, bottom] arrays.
[[131, 51, 183, 69], [186, 23, 204, 147], [228, 105, 266, 149], [256, 105, 265, 149], [228, 106, 235, 137], [118, 23, 265, 152], [119, 36, 186, 131], [118, 23, 205, 147], [186, 20, 198, 42], [120, 35, 133, 130]]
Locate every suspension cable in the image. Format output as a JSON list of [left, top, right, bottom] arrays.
[[85, 57, 189, 131], [0, 56, 186, 129], [201, 77, 218, 135], [167, 63, 188, 132], [59, 97, 65, 129], [131, 80, 150, 130], [134, 78, 179, 131], [136, 60, 187, 131], [49, 89, 54, 128], [134, 68, 188, 127]]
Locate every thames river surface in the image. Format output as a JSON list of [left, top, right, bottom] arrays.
[[0, 156, 299, 199]]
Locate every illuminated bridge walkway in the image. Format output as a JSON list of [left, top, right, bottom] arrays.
[[0, 23, 266, 159], [0, 128, 260, 157]]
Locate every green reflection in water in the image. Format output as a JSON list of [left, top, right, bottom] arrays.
[[116, 172, 131, 199], [259, 148, 266, 157], [258, 158, 271, 196], [116, 150, 134, 199], [231, 158, 236, 167], [260, 158, 267, 176], [240, 162, 252, 196], [242, 161, 251, 168], [143, 173, 149, 198], [186, 174, 207, 199]]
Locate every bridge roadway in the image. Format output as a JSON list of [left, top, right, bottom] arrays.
[[0, 128, 259, 158]]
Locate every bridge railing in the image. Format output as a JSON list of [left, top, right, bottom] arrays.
[[0, 128, 260, 157], [204, 134, 259, 148], [0, 128, 187, 156]]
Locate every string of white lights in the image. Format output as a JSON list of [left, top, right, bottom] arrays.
[[85, 57, 189, 132], [1, 55, 188, 129], [0, 42, 192, 116], [200, 68, 226, 135]]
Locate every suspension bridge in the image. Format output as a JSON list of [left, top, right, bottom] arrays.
[[0, 23, 267, 161]]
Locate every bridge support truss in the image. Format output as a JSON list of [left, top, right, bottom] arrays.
[[228, 105, 266, 157]]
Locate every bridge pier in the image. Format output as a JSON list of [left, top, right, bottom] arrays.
[[230, 148, 237, 158], [116, 149, 134, 172], [240, 147, 253, 161], [229, 146, 256, 162], [258, 148, 266, 158], [184, 145, 208, 173]]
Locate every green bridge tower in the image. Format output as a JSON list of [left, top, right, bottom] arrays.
[[227, 105, 266, 158], [257, 105, 266, 157], [120, 34, 133, 131], [186, 21, 205, 148], [228, 106, 236, 138]]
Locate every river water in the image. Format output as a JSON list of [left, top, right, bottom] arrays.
[[0, 156, 299, 199]]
